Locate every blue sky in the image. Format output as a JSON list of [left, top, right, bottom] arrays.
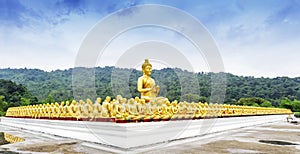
[[0, 0, 300, 77]]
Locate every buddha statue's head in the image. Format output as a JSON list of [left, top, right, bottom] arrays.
[[140, 99, 146, 105], [97, 97, 101, 103], [129, 98, 135, 105], [105, 96, 111, 102], [142, 59, 152, 76], [134, 97, 140, 102], [86, 99, 92, 104]]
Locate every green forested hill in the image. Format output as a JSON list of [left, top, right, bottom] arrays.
[[0, 79, 38, 115], [0, 67, 300, 107]]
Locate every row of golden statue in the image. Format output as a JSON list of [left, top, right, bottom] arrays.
[[6, 95, 291, 122], [5, 59, 292, 122], [3, 133, 25, 143]]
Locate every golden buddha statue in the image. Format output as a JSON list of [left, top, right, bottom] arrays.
[[137, 59, 160, 102], [64, 101, 73, 119], [160, 99, 172, 120], [194, 103, 202, 119], [115, 98, 128, 120], [177, 101, 188, 119], [57, 101, 64, 118], [86, 99, 94, 118], [54, 102, 60, 119], [126, 98, 140, 121], [69, 100, 77, 119], [101, 96, 111, 118], [200, 102, 208, 118], [188, 102, 197, 119], [37, 104, 43, 119], [109, 99, 118, 118], [45, 103, 51, 119], [75, 100, 84, 120], [170, 100, 179, 119], [49, 103, 55, 119], [137, 98, 147, 120], [92, 98, 102, 120]]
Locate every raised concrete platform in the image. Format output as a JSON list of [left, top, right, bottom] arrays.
[[0, 115, 287, 149]]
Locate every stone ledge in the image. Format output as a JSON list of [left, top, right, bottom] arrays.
[[0, 115, 287, 149]]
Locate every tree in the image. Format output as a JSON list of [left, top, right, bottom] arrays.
[[0, 79, 37, 114], [42, 94, 54, 104], [181, 94, 202, 102], [20, 97, 31, 106], [238, 97, 271, 107], [260, 101, 273, 107], [292, 99, 300, 112], [0, 95, 8, 116], [279, 98, 293, 110], [1, 67, 300, 105]]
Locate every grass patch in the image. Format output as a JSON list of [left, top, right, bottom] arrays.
[[294, 112, 300, 118]]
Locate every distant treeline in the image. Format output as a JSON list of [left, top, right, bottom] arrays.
[[0, 67, 300, 107]]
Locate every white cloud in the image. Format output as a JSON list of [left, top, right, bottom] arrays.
[[1, 1, 300, 77]]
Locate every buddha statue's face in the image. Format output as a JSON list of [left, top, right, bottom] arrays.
[[143, 65, 152, 76]]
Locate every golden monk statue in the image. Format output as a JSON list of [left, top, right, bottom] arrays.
[[137, 59, 160, 102]]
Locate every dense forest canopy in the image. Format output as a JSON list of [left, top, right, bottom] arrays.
[[0, 67, 300, 111], [0, 79, 38, 115]]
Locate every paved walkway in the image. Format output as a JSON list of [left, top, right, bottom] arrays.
[[0, 118, 300, 154]]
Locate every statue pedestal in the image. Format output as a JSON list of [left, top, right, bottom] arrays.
[[0, 115, 286, 150]]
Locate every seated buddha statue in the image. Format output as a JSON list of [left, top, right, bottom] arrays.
[[37, 104, 43, 119], [49, 103, 55, 119], [115, 98, 129, 120], [148, 99, 161, 120], [137, 59, 160, 102], [187, 102, 197, 119], [194, 102, 202, 119], [109, 99, 118, 118], [62, 101, 71, 119], [127, 98, 140, 121], [92, 97, 102, 119], [177, 101, 188, 119], [137, 98, 147, 120], [79, 100, 89, 119], [68, 100, 77, 119], [86, 99, 94, 119], [160, 99, 172, 120], [45, 103, 51, 119], [101, 96, 111, 118], [74, 100, 85, 120], [34, 105, 40, 119], [206, 103, 214, 118], [200, 102, 208, 118], [143, 99, 155, 120], [109, 95, 120, 117], [170, 100, 179, 119], [58, 101, 65, 118]]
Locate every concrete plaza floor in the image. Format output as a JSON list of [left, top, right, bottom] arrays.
[[0, 118, 300, 154]]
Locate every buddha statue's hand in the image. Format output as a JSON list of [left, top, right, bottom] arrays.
[[151, 86, 160, 97], [154, 86, 160, 93]]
